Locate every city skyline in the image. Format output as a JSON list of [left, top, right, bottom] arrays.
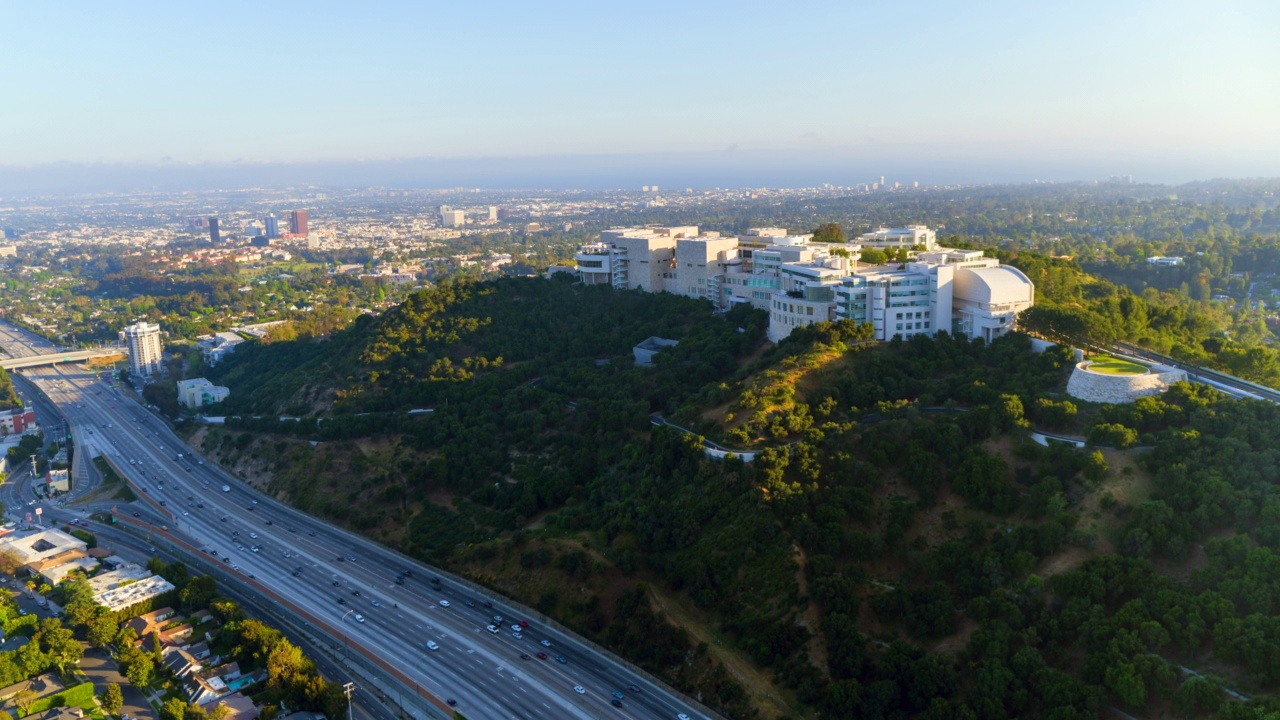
[[2, 1, 1278, 191]]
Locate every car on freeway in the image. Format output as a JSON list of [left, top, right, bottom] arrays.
[[346, 555, 356, 562], [251, 500, 258, 505], [612, 698, 623, 707], [628, 683, 641, 693], [132, 512, 140, 517], [518, 620, 529, 628], [465, 600, 476, 608], [555, 656, 567, 664], [439, 600, 450, 608], [446, 699, 456, 707], [519, 652, 531, 660], [182, 511, 189, 516], [354, 614, 365, 623], [573, 686, 585, 695], [486, 625, 499, 634], [510, 624, 521, 633], [612, 691, 625, 700], [352, 590, 361, 597], [513, 632, 523, 639], [493, 615, 504, 624], [536, 652, 547, 660], [540, 639, 552, 648], [394, 577, 404, 585], [337, 598, 346, 605], [371, 600, 380, 607], [678, 714, 691, 720], [426, 641, 439, 651]]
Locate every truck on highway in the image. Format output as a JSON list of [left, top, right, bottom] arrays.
[[222, 485, 231, 493]]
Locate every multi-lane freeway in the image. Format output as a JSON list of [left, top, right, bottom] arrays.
[[0, 321, 717, 720]]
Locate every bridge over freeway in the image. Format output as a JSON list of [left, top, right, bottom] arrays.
[[0, 348, 125, 370]]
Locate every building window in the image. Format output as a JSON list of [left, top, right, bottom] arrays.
[[896, 323, 903, 331], [924, 322, 931, 329]]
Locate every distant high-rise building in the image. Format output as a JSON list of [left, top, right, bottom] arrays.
[[488, 206, 499, 221], [208, 218, 221, 243], [497, 208, 516, 221], [642, 185, 651, 192], [122, 322, 164, 377], [187, 217, 209, 231], [264, 214, 280, 239], [289, 210, 309, 236], [441, 208, 466, 228]]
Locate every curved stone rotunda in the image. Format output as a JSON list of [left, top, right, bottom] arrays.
[[1065, 357, 1188, 404]]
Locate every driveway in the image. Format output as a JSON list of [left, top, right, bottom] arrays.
[[79, 647, 154, 720]]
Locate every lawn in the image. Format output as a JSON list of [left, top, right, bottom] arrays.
[[21, 681, 102, 719], [1088, 355, 1148, 375]]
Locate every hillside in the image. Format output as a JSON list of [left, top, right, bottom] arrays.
[[0, 367, 18, 411], [195, 276, 1280, 719]]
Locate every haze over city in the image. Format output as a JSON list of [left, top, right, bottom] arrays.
[[2, 0, 1278, 193]]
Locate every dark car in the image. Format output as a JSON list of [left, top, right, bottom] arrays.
[[395, 577, 405, 585], [483, 601, 493, 609], [519, 654, 531, 660], [611, 699, 622, 707], [536, 652, 547, 660], [446, 699, 456, 707], [555, 656, 567, 664], [337, 598, 346, 605], [352, 590, 361, 597]]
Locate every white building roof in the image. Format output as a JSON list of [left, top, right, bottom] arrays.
[[0, 529, 87, 565], [953, 266, 1035, 304], [96, 575, 176, 613]]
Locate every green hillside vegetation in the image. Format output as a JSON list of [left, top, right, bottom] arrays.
[[196, 275, 1280, 719], [0, 367, 19, 410]]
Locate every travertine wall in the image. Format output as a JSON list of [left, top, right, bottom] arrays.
[[1066, 362, 1187, 404]]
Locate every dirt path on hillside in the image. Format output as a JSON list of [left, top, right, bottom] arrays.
[[647, 586, 805, 719]]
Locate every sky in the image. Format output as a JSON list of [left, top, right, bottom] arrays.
[[1, 0, 1278, 190]]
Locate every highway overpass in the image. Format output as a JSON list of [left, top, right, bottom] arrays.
[[0, 348, 124, 370]]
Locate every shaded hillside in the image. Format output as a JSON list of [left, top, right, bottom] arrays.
[[0, 367, 18, 410], [195, 278, 1280, 719]]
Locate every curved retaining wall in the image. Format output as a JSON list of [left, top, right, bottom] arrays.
[[1066, 361, 1187, 404]]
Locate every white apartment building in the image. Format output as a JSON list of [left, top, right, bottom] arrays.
[[440, 208, 466, 228], [858, 225, 938, 250], [122, 322, 163, 377], [177, 378, 231, 409], [574, 226, 1034, 344]]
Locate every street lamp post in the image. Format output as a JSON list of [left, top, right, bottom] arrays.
[[343, 682, 356, 720]]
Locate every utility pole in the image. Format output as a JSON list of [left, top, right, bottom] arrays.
[[343, 682, 356, 720]]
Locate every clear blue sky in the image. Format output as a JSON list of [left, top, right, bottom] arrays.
[[1, 1, 1278, 184]]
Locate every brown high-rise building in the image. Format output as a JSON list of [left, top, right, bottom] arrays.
[[289, 210, 309, 236]]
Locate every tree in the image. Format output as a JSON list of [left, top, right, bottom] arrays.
[[87, 608, 119, 648], [14, 688, 37, 715], [160, 696, 188, 720], [35, 616, 82, 671], [122, 649, 154, 688], [860, 248, 889, 265], [101, 683, 124, 716], [207, 703, 232, 720], [812, 223, 845, 244], [0, 548, 23, 575]]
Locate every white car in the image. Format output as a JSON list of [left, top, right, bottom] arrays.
[[426, 641, 439, 651], [486, 625, 499, 634], [678, 715, 691, 720], [371, 600, 380, 607], [573, 686, 585, 695], [355, 614, 365, 623], [182, 511, 189, 516], [249, 533, 258, 539], [540, 639, 552, 647], [439, 600, 450, 608]]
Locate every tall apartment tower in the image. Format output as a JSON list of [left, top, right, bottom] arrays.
[[264, 214, 280, 239], [289, 210, 309, 236], [208, 218, 221, 243], [122, 322, 164, 377]]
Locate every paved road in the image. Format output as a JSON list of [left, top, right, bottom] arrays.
[[0, 321, 719, 720], [79, 649, 154, 720]]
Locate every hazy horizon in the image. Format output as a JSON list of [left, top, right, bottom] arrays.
[[2, 1, 1277, 194]]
